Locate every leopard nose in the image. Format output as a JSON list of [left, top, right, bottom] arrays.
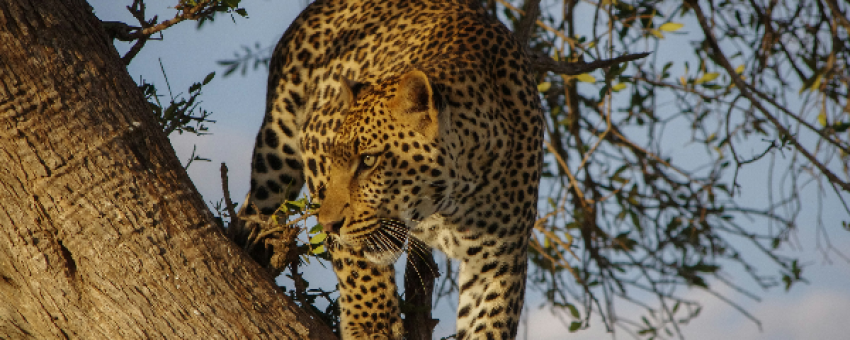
[[322, 218, 344, 234]]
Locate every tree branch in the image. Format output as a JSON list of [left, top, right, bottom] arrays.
[[824, 0, 850, 36], [686, 0, 850, 193], [513, 0, 540, 43], [136, 0, 215, 37], [220, 162, 240, 233], [531, 51, 651, 75]]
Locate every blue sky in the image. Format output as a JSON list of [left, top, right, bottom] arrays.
[[89, 1, 850, 339]]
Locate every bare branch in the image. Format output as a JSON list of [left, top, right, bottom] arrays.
[[137, 0, 216, 37], [824, 0, 850, 36], [220, 163, 240, 234], [531, 51, 651, 75], [514, 0, 541, 43], [686, 0, 850, 192]]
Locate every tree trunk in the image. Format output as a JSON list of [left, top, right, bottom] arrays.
[[0, 0, 336, 339]]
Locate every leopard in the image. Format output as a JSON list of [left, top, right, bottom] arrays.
[[241, 0, 543, 339]]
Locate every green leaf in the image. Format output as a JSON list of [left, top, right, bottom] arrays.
[[537, 82, 551, 92], [661, 61, 673, 75], [286, 199, 307, 210], [222, 0, 241, 8], [311, 245, 325, 255], [612, 82, 627, 92], [163, 104, 177, 119], [693, 263, 719, 273], [659, 22, 684, 32], [203, 72, 215, 85], [688, 275, 708, 288], [566, 303, 580, 319], [833, 121, 850, 132], [568, 321, 582, 332]]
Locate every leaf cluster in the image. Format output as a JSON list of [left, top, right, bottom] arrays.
[[142, 69, 216, 137]]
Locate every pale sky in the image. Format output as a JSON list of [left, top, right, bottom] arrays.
[[89, 1, 850, 339]]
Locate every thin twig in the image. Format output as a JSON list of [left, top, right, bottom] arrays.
[[544, 141, 589, 207], [497, 0, 649, 75], [254, 210, 316, 241], [687, 0, 850, 193], [824, 0, 850, 35], [136, 0, 215, 38], [496, 0, 580, 48]]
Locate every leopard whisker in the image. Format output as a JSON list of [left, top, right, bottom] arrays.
[[373, 234, 396, 252], [378, 218, 438, 283], [381, 223, 408, 240], [405, 237, 439, 290], [372, 231, 395, 252], [371, 233, 404, 263]]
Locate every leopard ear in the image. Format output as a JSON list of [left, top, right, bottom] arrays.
[[339, 76, 365, 110], [388, 70, 442, 138]]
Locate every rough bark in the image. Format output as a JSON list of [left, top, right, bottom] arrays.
[[0, 0, 336, 339]]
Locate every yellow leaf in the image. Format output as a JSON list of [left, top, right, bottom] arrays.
[[537, 82, 552, 92], [680, 76, 687, 86], [695, 72, 720, 84], [713, 146, 723, 158], [659, 22, 684, 32], [818, 111, 827, 127], [735, 64, 745, 74], [800, 74, 824, 94], [612, 83, 627, 92], [811, 74, 823, 91], [575, 73, 596, 83], [311, 245, 325, 255], [649, 29, 664, 39], [310, 232, 327, 244]]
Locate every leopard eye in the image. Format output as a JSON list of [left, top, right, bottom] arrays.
[[361, 154, 377, 168]]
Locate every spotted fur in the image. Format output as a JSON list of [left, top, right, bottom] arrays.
[[243, 1, 543, 339]]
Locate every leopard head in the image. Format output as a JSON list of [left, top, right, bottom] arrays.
[[317, 70, 455, 264]]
